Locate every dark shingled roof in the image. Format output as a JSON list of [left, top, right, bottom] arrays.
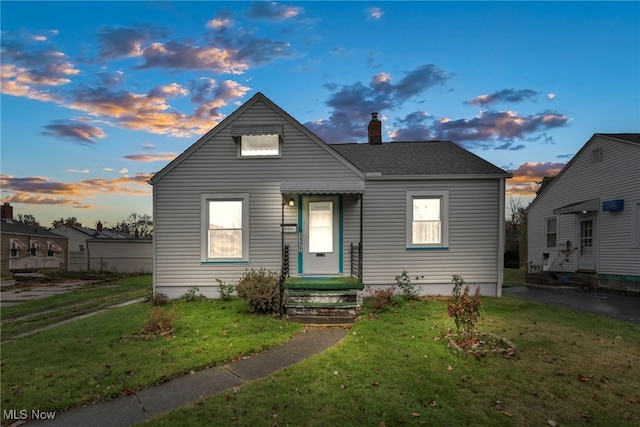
[[597, 133, 640, 144], [1, 218, 66, 238], [330, 141, 511, 176]]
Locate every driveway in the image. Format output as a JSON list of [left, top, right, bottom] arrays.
[[503, 285, 640, 325]]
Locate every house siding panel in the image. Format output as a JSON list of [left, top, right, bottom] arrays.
[[153, 99, 362, 298], [528, 134, 640, 280], [361, 179, 503, 296]]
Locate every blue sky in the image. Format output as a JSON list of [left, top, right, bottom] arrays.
[[2, 1, 639, 229]]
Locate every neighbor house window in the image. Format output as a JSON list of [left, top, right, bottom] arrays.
[[202, 194, 249, 261], [30, 240, 43, 257], [406, 191, 449, 249], [240, 134, 280, 157], [9, 239, 26, 258], [546, 217, 557, 248]]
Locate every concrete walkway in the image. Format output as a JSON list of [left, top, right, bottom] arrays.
[[29, 326, 348, 426]]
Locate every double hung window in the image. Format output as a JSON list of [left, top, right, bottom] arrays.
[[202, 194, 249, 262], [406, 191, 449, 249]]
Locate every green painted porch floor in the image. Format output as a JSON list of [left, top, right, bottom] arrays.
[[285, 276, 364, 290]]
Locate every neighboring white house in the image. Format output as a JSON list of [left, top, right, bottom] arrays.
[[150, 92, 511, 299], [527, 133, 640, 293], [52, 223, 149, 272]]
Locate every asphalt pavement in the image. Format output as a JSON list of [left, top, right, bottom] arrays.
[[503, 285, 640, 325]]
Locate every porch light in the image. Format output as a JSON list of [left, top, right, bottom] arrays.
[[288, 198, 295, 207]]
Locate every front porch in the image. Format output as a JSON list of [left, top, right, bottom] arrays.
[[283, 276, 365, 324]]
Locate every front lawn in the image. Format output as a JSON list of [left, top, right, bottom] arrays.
[[145, 296, 640, 426], [1, 298, 302, 416]]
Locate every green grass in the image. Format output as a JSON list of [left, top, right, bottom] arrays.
[[145, 296, 640, 426], [503, 267, 526, 287], [1, 298, 303, 415], [1, 275, 150, 340]]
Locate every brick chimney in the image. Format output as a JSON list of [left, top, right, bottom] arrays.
[[96, 221, 103, 233], [1, 203, 13, 220], [367, 112, 382, 144]]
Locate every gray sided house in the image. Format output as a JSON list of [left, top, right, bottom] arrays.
[[151, 93, 511, 300], [52, 223, 151, 273], [527, 133, 640, 293]]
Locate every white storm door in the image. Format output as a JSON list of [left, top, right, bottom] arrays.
[[302, 196, 340, 275], [578, 216, 596, 271]]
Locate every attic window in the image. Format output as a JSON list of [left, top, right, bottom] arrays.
[[592, 148, 603, 162], [240, 134, 280, 156], [230, 125, 283, 157]]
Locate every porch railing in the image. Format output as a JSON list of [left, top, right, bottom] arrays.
[[279, 244, 289, 316], [350, 242, 362, 282]]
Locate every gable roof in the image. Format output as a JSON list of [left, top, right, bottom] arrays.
[[596, 133, 640, 145], [528, 132, 640, 208], [331, 141, 511, 177], [1, 218, 67, 239], [150, 92, 363, 184]]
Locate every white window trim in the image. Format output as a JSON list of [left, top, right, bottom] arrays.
[[406, 190, 449, 249], [631, 200, 640, 248], [201, 193, 250, 262], [238, 134, 282, 158]]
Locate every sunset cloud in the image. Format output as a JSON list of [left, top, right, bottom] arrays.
[[305, 64, 452, 142], [244, 2, 303, 20], [366, 7, 384, 20], [41, 120, 107, 145], [506, 161, 566, 196], [390, 109, 569, 149], [64, 169, 90, 174], [122, 153, 178, 162], [466, 89, 538, 107], [0, 173, 153, 208]]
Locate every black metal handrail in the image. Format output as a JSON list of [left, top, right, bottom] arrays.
[[279, 244, 289, 316], [350, 242, 362, 282]]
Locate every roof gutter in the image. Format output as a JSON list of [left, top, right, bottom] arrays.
[[364, 173, 513, 181]]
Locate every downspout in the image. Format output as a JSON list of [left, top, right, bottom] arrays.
[[359, 193, 364, 282], [497, 178, 506, 297], [280, 195, 285, 316]]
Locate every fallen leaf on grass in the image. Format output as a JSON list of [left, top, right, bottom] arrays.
[[547, 420, 557, 426], [411, 412, 421, 417], [372, 381, 380, 387], [500, 410, 513, 417], [577, 374, 589, 382], [447, 365, 453, 371]]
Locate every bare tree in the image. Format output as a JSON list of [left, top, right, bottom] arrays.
[[505, 198, 528, 269], [113, 213, 153, 237], [17, 213, 40, 226], [51, 217, 82, 228]]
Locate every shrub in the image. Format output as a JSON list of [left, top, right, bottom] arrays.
[[447, 275, 482, 344], [216, 279, 236, 301], [366, 285, 398, 311], [140, 307, 175, 336], [235, 269, 280, 314], [395, 270, 419, 300], [150, 292, 169, 306], [183, 286, 203, 302]]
